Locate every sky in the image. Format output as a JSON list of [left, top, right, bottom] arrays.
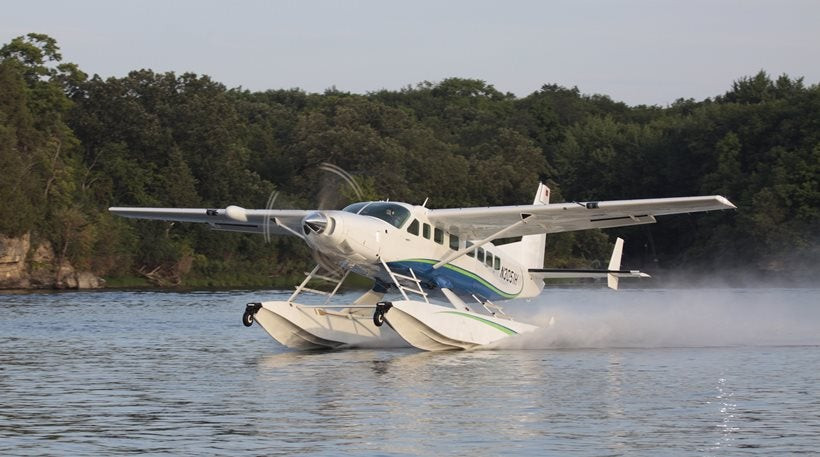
[[2, 0, 819, 106]]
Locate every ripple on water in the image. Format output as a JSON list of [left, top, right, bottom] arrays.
[[1, 288, 819, 455]]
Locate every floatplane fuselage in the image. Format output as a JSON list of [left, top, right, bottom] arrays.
[[302, 201, 543, 302], [110, 182, 735, 351]]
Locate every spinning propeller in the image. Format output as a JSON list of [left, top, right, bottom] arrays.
[[262, 163, 365, 275]]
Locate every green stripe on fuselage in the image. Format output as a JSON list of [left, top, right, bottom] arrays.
[[437, 311, 518, 335], [400, 258, 521, 299]]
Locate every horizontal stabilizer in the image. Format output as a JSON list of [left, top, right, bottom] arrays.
[[528, 269, 650, 280], [530, 238, 649, 290]]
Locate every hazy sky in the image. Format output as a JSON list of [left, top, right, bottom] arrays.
[[3, 0, 818, 105]]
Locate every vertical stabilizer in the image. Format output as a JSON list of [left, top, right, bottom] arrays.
[[607, 237, 624, 290], [519, 183, 549, 269]]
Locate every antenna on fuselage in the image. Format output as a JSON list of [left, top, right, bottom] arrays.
[[422, 198, 428, 207]]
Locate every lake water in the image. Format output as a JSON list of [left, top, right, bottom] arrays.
[[1, 287, 819, 456]]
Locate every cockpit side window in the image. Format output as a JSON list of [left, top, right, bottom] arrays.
[[485, 252, 494, 268], [407, 219, 419, 235], [477, 248, 485, 263], [466, 241, 475, 257], [449, 234, 459, 251], [357, 202, 411, 229]]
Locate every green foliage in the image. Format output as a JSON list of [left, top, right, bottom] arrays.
[[1, 35, 817, 287], [0, 60, 42, 235], [0, 35, 85, 241]]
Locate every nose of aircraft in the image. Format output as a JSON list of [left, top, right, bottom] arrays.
[[302, 211, 328, 235]]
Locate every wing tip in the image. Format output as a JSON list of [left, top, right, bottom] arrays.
[[716, 196, 737, 209]]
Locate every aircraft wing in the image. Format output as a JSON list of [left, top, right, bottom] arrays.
[[108, 205, 308, 236], [426, 195, 736, 239]]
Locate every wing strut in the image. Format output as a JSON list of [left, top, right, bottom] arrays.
[[432, 214, 536, 269], [273, 217, 306, 240]]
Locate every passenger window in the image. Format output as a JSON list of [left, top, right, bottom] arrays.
[[434, 228, 444, 244], [485, 252, 494, 268], [423, 223, 431, 239], [407, 219, 419, 236], [449, 234, 459, 251], [466, 242, 475, 257], [477, 248, 485, 263], [494, 256, 501, 270]]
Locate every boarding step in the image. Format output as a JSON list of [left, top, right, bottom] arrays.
[[398, 284, 428, 298], [391, 275, 428, 295], [391, 271, 421, 283], [381, 259, 429, 303]]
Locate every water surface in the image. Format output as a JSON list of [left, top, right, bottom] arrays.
[[1, 288, 818, 455]]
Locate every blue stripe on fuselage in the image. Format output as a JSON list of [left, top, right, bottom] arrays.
[[386, 259, 518, 301]]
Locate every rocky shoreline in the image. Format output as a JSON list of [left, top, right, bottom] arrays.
[[0, 233, 103, 290]]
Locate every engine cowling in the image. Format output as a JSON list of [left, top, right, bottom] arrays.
[[302, 210, 383, 264]]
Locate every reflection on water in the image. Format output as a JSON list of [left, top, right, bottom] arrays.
[[1, 288, 818, 455]]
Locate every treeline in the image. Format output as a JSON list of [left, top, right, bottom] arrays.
[[1, 34, 817, 287]]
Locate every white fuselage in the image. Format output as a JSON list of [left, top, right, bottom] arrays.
[[302, 202, 543, 301]]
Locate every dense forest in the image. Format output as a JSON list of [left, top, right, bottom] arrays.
[[1, 34, 817, 288]]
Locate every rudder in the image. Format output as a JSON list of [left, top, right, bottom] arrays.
[[497, 183, 550, 270], [520, 182, 549, 269]]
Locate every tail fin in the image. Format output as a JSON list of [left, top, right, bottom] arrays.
[[519, 182, 549, 269], [495, 183, 550, 269]]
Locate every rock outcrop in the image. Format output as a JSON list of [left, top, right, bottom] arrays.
[[0, 233, 104, 290], [0, 233, 31, 289]]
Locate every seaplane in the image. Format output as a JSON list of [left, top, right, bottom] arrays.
[[110, 179, 735, 351]]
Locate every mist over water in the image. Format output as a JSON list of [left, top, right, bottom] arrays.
[[494, 287, 820, 349]]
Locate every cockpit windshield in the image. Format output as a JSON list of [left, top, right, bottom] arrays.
[[343, 202, 411, 229], [361, 203, 411, 228], [342, 202, 370, 214]]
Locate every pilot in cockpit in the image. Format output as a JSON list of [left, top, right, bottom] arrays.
[[383, 208, 400, 227]]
